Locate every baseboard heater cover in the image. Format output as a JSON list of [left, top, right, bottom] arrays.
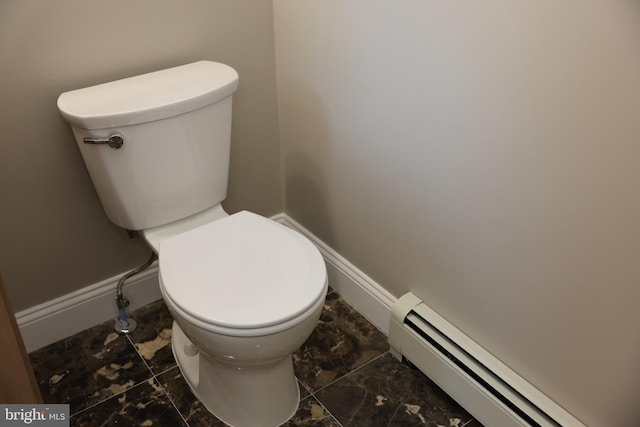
[[389, 292, 585, 427]]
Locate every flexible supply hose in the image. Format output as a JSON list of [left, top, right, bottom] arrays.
[[115, 251, 157, 333]]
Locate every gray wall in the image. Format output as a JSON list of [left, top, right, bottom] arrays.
[[0, 1, 282, 311], [274, 1, 640, 425]]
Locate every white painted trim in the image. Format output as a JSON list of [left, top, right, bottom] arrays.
[[17, 264, 162, 352], [18, 212, 396, 353], [272, 213, 397, 335]]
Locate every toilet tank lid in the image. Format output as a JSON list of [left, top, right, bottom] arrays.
[[57, 61, 239, 130]]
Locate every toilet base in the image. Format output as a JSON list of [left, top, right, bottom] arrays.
[[171, 321, 300, 427]]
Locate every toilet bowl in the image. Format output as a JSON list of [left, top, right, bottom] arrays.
[[56, 61, 328, 427], [154, 210, 327, 427]]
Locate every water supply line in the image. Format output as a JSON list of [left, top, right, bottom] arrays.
[[115, 251, 157, 334]]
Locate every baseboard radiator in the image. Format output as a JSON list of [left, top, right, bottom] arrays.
[[389, 292, 585, 427]]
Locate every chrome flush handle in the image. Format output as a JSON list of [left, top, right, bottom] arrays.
[[83, 133, 124, 149]]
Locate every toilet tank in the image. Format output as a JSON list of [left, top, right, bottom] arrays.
[[57, 61, 239, 230]]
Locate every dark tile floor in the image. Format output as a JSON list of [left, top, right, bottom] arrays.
[[29, 289, 482, 427]]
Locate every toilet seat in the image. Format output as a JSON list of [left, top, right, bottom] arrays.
[[158, 211, 327, 333]]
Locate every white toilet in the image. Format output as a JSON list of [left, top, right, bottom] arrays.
[[57, 61, 328, 427]]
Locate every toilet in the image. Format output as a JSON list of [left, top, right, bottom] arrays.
[[57, 61, 328, 427]]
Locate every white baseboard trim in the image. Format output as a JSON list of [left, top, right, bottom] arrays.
[[17, 264, 162, 353], [272, 213, 397, 335], [18, 212, 396, 353]]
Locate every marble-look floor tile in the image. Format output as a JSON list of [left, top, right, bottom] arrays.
[[29, 319, 151, 415], [156, 367, 227, 427], [315, 352, 483, 427], [71, 378, 188, 426], [282, 396, 341, 427], [294, 292, 389, 392], [126, 299, 176, 374]]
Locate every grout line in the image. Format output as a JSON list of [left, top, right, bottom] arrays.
[[303, 351, 391, 427], [151, 363, 181, 379], [68, 333, 158, 418], [125, 333, 156, 375], [124, 334, 191, 426], [310, 350, 391, 396], [69, 376, 154, 418], [154, 377, 191, 427], [302, 394, 344, 427]]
